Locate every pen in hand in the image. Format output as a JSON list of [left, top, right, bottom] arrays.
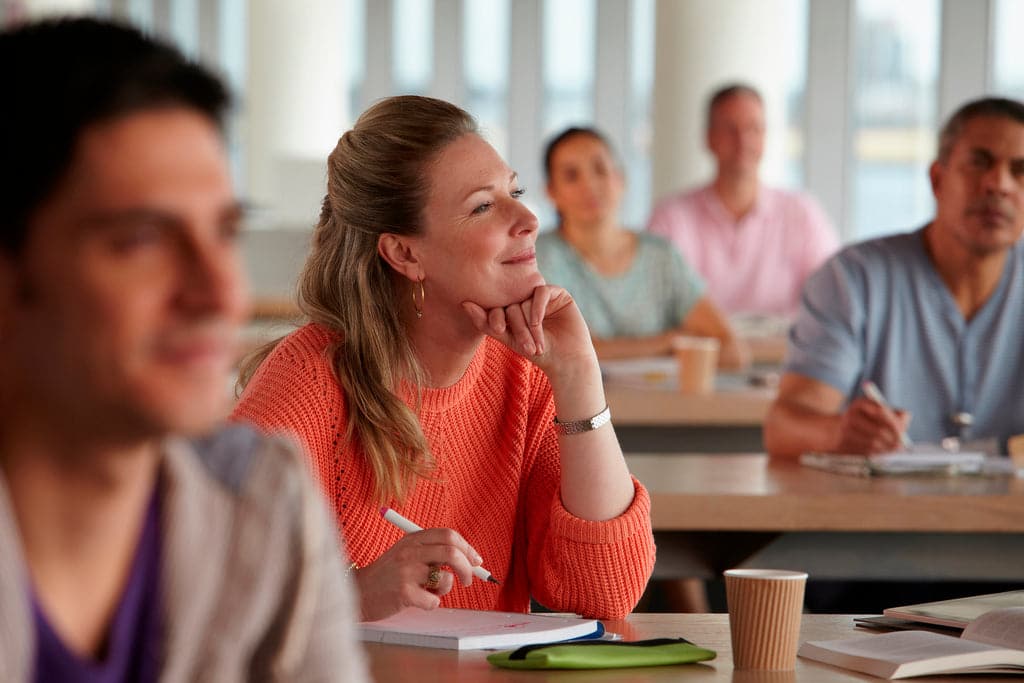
[[380, 507, 501, 585], [861, 380, 913, 450]]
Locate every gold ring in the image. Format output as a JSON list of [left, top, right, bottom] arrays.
[[424, 565, 442, 591]]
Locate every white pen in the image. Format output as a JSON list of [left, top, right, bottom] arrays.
[[380, 507, 500, 584], [861, 380, 913, 449]]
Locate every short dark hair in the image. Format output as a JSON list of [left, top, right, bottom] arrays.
[[937, 96, 1024, 163], [706, 83, 762, 130], [542, 126, 618, 181], [0, 17, 231, 253]]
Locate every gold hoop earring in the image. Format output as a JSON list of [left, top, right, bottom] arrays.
[[412, 278, 425, 318]]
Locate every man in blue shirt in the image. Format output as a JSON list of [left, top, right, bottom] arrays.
[[766, 97, 1024, 457]]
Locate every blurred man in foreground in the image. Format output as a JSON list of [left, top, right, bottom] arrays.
[[0, 17, 366, 681]]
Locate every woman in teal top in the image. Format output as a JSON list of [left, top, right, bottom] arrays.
[[537, 127, 747, 367]]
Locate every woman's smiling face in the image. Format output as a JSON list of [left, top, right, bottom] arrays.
[[412, 133, 544, 311]]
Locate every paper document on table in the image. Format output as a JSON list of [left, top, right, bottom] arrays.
[[800, 449, 985, 476]]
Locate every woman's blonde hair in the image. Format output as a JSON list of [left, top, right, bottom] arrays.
[[239, 95, 478, 503]]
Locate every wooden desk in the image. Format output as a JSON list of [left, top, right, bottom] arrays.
[[250, 296, 300, 320], [744, 334, 788, 365], [365, 613, 1022, 681], [626, 454, 1024, 582], [608, 385, 772, 428], [607, 380, 774, 453]]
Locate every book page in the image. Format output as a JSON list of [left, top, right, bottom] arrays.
[[806, 631, 1001, 665], [962, 607, 1024, 650], [885, 590, 1024, 629], [799, 631, 1018, 679]]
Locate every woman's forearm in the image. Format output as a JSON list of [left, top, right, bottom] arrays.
[[545, 355, 635, 521]]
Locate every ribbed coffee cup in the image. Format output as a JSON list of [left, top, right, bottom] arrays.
[[725, 569, 807, 670]]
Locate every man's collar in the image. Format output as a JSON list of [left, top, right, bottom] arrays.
[[700, 182, 767, 224]]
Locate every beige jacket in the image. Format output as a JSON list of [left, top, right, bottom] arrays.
[[0, 425, 368, 682]]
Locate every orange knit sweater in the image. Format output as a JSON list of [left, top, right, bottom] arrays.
[[232, 323, 655, 619]]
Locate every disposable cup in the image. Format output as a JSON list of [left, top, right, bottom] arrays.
[[724, 568, 807, 671], [672, 336, 720, 394]]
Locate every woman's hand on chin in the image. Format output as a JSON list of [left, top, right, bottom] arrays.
[[461, 285, 596, 374]]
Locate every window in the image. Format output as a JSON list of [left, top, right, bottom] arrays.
[[780, 0, 808, 189], [393, 0, 432, 94], [849, 0, 940, 240], [993, 0, 1024, 100], [346, 0, 367, 123], [464, 0, 510, 156], [541, 0, 596, 136], [620, 0, 653, 228]]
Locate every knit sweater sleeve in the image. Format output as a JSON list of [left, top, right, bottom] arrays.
[[519, 365, 656, 620], [230, 325, 345, 492]]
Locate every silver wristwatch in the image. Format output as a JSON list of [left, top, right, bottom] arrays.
[[553, 405, 612, 435]]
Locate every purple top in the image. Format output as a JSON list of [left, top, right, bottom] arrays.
[[31, 487, 162, 683]]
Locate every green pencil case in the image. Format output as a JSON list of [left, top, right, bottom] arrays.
[[487, 637, 717, 670]]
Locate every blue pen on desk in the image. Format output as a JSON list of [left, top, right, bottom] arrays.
[[380, 507, 500, 584], [861, 381, 913, 450]]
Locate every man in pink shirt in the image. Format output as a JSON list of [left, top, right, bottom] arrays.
[[647, 84, 839, 317]]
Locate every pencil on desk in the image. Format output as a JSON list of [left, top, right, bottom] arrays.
[[380, 507, 501, 584], [861, 381, 913, 450]]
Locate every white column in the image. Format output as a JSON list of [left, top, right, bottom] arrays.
[[594, 0, 631, 158], [246, 0, 349, 229], [432, 0, 464, 105], [651, 0, 797, 203], [805, 0, 854, 238], [938, 0, 995, 122], [507, 0, 544, 220], [363, 0, 394, 106]]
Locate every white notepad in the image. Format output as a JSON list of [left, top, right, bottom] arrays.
[[800, 450, 985, 476], [358, 607, 603, 650]]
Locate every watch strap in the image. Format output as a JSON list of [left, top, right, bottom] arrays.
[[553, 405, 612, 435]]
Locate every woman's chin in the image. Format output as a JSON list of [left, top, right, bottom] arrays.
[[473, 276, 547, 310]]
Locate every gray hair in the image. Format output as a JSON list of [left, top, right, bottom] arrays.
[[937, 97, 1024, 163]]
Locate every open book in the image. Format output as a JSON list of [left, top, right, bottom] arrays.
[[884, 590, 1024, 629], [359, 607, 603, 650], [799, 607, 1024, 678]]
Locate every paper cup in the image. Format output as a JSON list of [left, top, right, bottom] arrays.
[[672, 336, 720, 394], [731, 670, 797, 683], [725, 569, 807, 671]]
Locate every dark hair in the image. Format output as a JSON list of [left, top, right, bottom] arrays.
[[937, 96, 1024, 163], [0, 16, 230, 253], [706, 83, 763, 130], [542, 126, 617, 182]]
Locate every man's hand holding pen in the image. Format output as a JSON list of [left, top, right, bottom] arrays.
[[832, 382, 912, 455]]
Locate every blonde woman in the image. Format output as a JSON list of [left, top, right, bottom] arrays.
[[233, 96, 655, 622]]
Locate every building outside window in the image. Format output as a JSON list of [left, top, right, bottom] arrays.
[[849, 0, 940, 240]]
